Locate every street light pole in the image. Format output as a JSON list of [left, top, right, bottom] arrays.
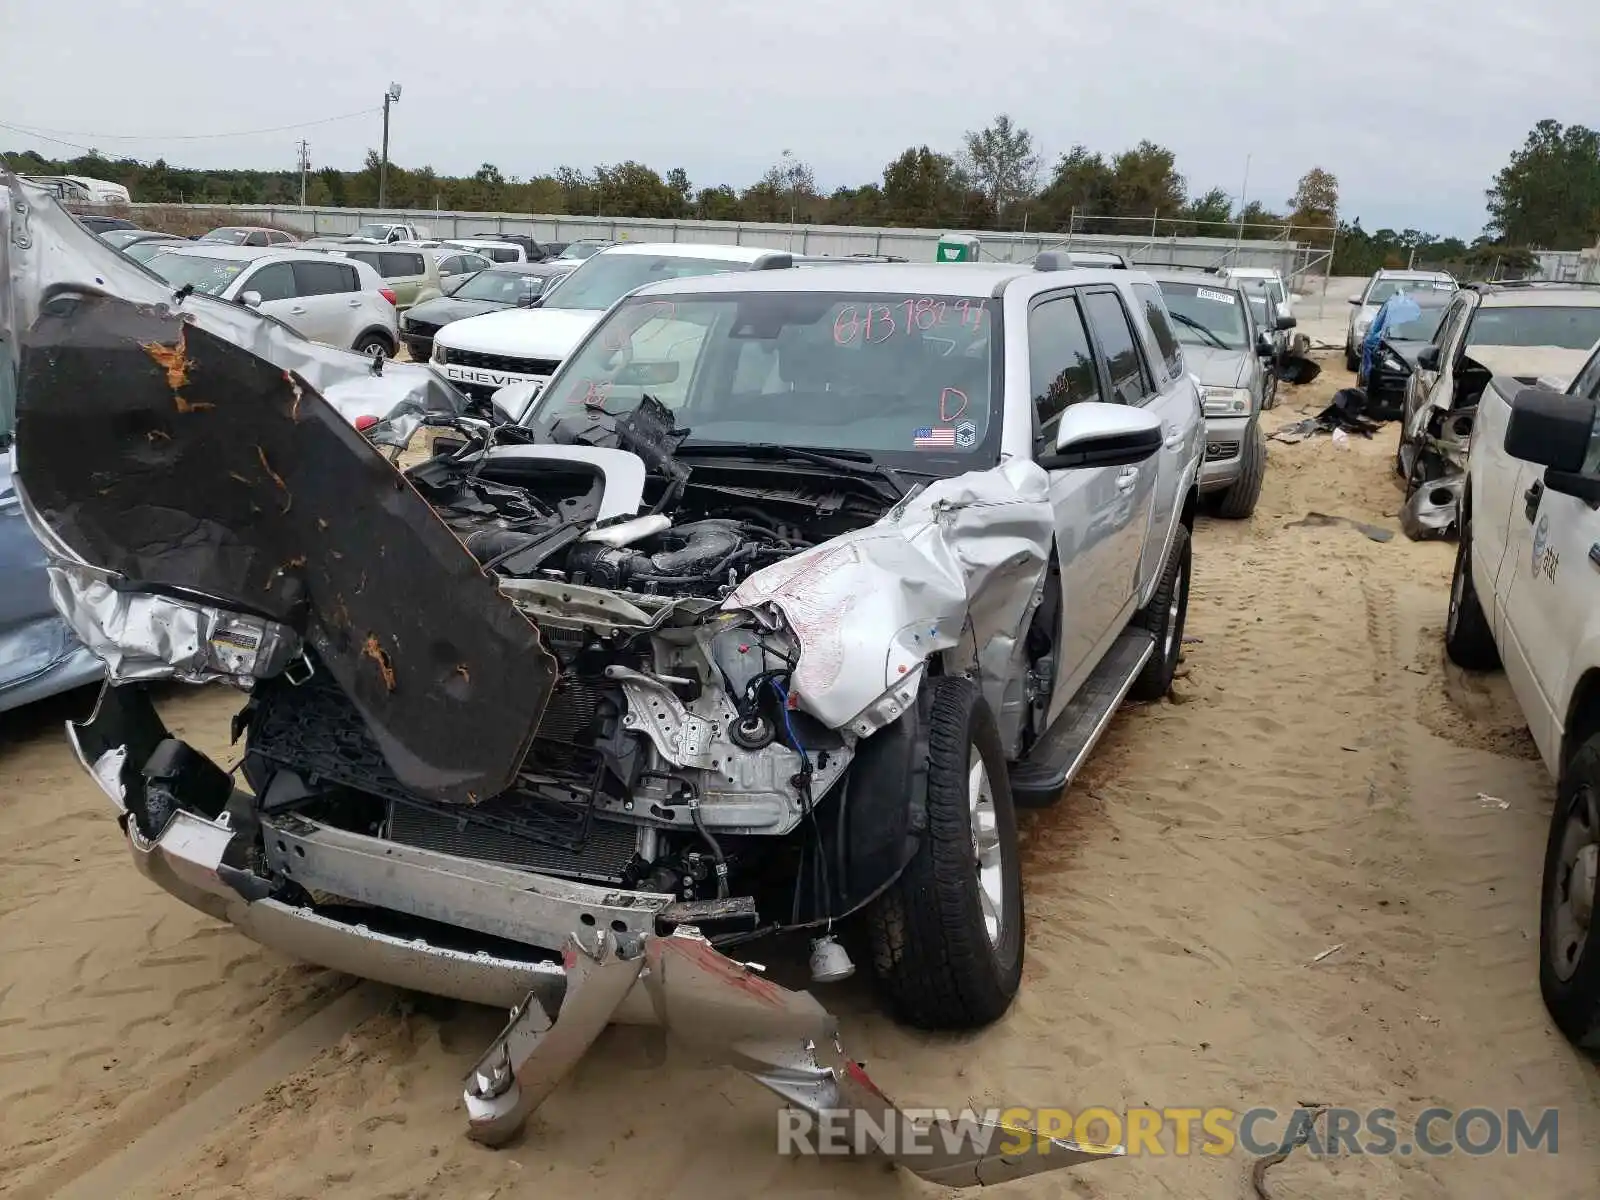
[[379, 82, 402, 209]]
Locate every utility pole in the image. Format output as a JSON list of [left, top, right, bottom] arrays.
[[379, 82, 402, 209], [296, 140, 310, 207], [1233, 153, 1251, 263]]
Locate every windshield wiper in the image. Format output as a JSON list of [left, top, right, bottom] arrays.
[[676, 442, 920, 499], [1168, 311, 1231, 350]]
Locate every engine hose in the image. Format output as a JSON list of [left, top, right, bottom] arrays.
[[688, 798, 730, 899]]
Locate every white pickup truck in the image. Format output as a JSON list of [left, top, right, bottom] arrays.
[[1446, 338, 1600, 1047], [347, 221, 430, 244]]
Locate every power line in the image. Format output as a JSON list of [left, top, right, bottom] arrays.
[[0, 107, 380, 146]]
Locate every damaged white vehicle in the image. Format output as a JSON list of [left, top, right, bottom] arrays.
[[3, 174, 1203, 1185]]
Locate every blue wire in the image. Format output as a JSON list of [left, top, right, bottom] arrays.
[[771, 681, 808, 768]]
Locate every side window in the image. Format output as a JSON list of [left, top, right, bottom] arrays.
[[1027, 295, 1102, 437], [293, 260, 358, 296], [1571, 348, 1600, 404], [1133, 282, 1184, 380], [490, 247, 519, 263], [439, 256, 464, 276], [380, 252, 425, 277], [241, 262, 296, 302], [245, 231, 268, 247], [1081, 290, 1152, 405]]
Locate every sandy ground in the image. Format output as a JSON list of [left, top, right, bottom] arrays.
[[5, 357, 1600, 1199]]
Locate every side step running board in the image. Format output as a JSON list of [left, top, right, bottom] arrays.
[[1008, 631, 1155, 807]]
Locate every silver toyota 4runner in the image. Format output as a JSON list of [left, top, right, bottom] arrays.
[[1148, 271, 1276, 518], [5, 175, 1201, 1183]]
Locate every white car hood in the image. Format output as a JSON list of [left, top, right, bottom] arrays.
[[436, 307, 601, 360]]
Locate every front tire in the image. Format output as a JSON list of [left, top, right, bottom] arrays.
[[1128, 525, 1192, 701], [1215, 424, 1266, 519], [1541, 735, 1600, 1048], [1345, 342, 1360, 373], [1444, 519, 1499, 670], [866, 676, 1023, 1030]]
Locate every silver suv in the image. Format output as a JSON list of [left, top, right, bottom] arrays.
[[1148, 271, 1281, 517]]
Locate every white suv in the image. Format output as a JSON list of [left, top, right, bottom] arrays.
[[431, 243, 795, 407], [1445, 335, 1600, 1047], [147, 246, 399, 356]]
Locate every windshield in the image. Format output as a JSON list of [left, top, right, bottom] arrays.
[[454, 270, 546, 303], [543, 253, 748, 311], [558, 242, 605, 260], [1368, 277, 1452, 305], [199, 229, 252, 245], [1466, 306, 1600, 352], [525, 291, 999, 468], [1156, 281, 1249, 349], [353, 224, 397, 240], [101, 229, 152, 248], [1383, 298, 1450, 342], [147, 252, 246, 296], [125, 239, 182, 264]]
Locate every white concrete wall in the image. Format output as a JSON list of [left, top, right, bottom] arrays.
[[126, 202, 1307, 278]]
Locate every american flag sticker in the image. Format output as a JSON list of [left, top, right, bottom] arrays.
[[913, 426, 956, 448]]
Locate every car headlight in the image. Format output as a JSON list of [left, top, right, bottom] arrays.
[[399, 314, 411, 332], [1380, 349, 1408, 372], [1355, 316, 1373, 335], [1201, 387, 1252, 418], [431, 339, 445, 363]]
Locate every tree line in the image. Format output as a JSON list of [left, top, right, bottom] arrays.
[[6, 115, 1595, 277]]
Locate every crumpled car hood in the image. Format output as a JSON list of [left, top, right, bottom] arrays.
[[2, 170, 555, 805]]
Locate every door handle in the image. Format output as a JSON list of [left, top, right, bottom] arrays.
[[1590, 543, 1600, 570], [1164, 429, 1183, 449], [289, 306, 307, 315], [1525, 479, 1544, 523], [1115, 467, 1139, 491], [348, 298, 362, 307]]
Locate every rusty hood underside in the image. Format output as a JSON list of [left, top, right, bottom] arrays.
[[3, 172, 555, 804]]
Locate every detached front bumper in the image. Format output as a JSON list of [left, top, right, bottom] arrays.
[[65, 682, 1123, 1184]]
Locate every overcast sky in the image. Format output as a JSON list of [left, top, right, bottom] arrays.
[[2, 0, 1594, 238]]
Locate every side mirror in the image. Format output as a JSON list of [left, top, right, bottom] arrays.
[[240, 291, 263, 309], [1415, 346, 1441, 372], [489, 380, 543, 425], [1505, 387, 1595, 472], [1347, 294, 1363, 305], [1037, 401, 1163, 471], [1275, 314, 1297, 331]]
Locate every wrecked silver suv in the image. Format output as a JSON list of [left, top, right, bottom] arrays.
[[4, 175, 1207, 1185]]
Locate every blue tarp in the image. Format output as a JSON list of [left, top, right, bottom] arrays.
[[1360, 292, 1422, 381]]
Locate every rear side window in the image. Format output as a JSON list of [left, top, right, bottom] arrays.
[[1571, 348, 1600, 403], [1028, 294, 1102, 437], [293, 260, 358, 295], [1081, 291, 1151, 404], [489, 247, 520, 263], [245, 231, 269, 247], [242, 262, 296, 302], [1133, 282, 1184, 379], [380, 252, 426, 277]]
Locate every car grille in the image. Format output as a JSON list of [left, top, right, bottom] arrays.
[[1205, 440, 1241, 461], [440, 347, 561, 376]]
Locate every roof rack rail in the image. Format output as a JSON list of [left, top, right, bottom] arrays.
[[1466, 279, 1600, 292], [1034, 251, 1072, 271], [751, 252, 795, 271]]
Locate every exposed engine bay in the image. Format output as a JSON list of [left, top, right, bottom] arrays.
[[232, 398, 901, 928]]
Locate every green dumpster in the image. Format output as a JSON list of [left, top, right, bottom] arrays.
[[936, 233, 980, 263]]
